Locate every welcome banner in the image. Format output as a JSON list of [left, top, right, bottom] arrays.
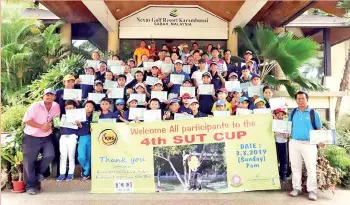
[[91, 114, 281, 193]]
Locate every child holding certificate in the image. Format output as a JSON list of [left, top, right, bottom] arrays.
[[197, 72, 215, 115], [114, 99, 127, 122], [77, 67, 95, 99], [55, 74, 78, 115], [237, 97, 250, 109], [262, 85, 273, 109], [123, 97, 138, 122], [230, 88, 243, 115], [179, 93, 192, 114], [211, 88, 232, 113], [99, 97, 117, 119], [254, 98, 266, 109], [273, 108, 288, 183], [56, 100, 79, 182], [189, 98, 207, 118], [76, 100, 95, 180], [134, 83, 150, 107], [163, 98, 181, 120]]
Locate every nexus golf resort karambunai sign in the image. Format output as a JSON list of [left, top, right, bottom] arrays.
[[119, 6, 228, 39]]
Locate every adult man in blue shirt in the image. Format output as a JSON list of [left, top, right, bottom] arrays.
[[166, 60, 190, 95], [288, 91, 322, 201]]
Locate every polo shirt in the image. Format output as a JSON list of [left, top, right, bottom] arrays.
[[288, 106, 321, 141], [198, 95, 214, 115], [225, 61, 240, 79], [133, 47, 150, 63], [239, 75, 252, 83], [23, 100, 60, 137], [206, 59, 227, 73], [167, 71, 190, 94], [95, 71, 106, 83], [210, 72, 223, 91], [100, 111, 118, 119], [193, 111, 208, 118], [191, 69, 206, 86], [77, 115, 92, 136], [211, 101, 233, 113], [179, 104, 192, 114]]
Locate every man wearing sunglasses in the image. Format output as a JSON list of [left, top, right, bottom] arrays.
[[22, 88, 60, 195]]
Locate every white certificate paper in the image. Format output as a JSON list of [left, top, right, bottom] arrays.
[[63, 89, 82, 100], [174, 113, 194, 120], [182, 65, 191, 74], [310, 130, 336, 145], [130, 93, 146, 105], [168, 93, 178, 101], [104, 80, 117, 89], [144, 109, 162, 122], [240, 82, 251, 92], [110, 66, 125, 75], [170, 74, 185, 85], [272, 120, 292, 134], [98, 118, 116, 123], [129, 108, 146, 120], [198, 84, 214, 95], [269, 97, 287, 110], [108, 88, 124, 99], [88, 93, 106, 104], [253, 108, 271, 114], [107, 60, 123, 66], [79, 75, 95, 85], [86, 60, 99, 69], [66, 108, 86, 123], [213, 111, 231, 117], [225, 81, 240, 92], [161, 64, 174, 73], [180, 87, 196, 97], [236, 108, 253, 115], [151, 91, 168, 102], [146, 76, 159, 85], [59, 114, 78, 129], [248, 86, 263, 97]]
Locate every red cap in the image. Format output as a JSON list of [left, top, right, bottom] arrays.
[[274, 108, 286, 115], [217, 88, 228, 94], [182, 93, 191, 99]]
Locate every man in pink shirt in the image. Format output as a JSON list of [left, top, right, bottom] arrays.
[[22, 88, 60, 195]]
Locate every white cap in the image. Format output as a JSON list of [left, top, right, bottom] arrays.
[[174, 60, 183, 65], [127, 97, 138, 104], [134, 83, 145, 89], [153, 80, 163, 86]]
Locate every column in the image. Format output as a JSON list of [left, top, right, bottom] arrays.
[[60, 23, 72, 46], [108, 23, 120, 54], [227, 25, 238, 56]]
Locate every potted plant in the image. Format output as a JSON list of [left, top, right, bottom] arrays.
[[11, 151, 25, 193]]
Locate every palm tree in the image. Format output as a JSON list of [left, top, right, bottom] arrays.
[[234, 24, 326, 97]]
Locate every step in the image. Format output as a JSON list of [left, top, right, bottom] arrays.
[[41, 179, 91, 192]]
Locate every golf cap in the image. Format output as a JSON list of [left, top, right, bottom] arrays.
[[198, 59, 206, 64], [245, 50, 253, 55], [134, 83, 145, 89], [181, 93, 191, 99], [274, 108, 287, 115], [189, 98, 199, 104], [153, 80, 163, 86], [182, 44, 189, 48], [210, 62, 217, 66], [169, 98, 180, 104], [238, 97, 249, 103], [232, 87, 243, 93], [127, 97, 138, 104], [63, 74, 75, 81], [251, 75, 261, 80], [94, 80, 103, 86], [174, 60, 183, 65], [202, 72, 212, 78], [183, 79, 192, 84], [99, 61, 107, 66], [217, 88, 228, 94], [216, 100, 226, 107], [115, 99, 125, 105], [229, 72, 238, 78], [43, 88, 56, 95], [151, 65, 159, 69], [254, 98, 266, 105]]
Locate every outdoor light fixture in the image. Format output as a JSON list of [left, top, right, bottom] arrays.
[[225, 11, 231, 14], [116, 8, 120, 12]]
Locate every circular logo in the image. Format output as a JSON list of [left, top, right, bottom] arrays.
[[99, 129, 118, 146], [231, 174, 242, 187]]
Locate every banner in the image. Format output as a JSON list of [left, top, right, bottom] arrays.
[[91, 114, 281, 193]]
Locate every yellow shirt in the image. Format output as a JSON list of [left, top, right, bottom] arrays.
[[211, 101, 233, 113], [133, 47, 150, 63]]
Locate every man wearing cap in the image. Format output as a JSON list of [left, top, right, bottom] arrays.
[[224, 49, 240, 79], [239, 50, 259, 74], [179, 43, 191, 63], [22, 88, 60, 195], [133, 40, 150, 65], [191, 59, 207, 88], [167, 60, 190, 95], [95, 61, 107, 82], [206, 47, 227, 78]]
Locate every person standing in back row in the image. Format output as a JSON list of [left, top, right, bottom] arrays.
[[133, 40, 150, 66]]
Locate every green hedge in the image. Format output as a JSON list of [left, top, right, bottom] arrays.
[[1, 105, 28, 132]]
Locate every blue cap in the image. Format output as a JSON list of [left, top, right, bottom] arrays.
[[115, 99, 125, 105], [216, 100, 226, 106], [169, 98, 180, 104], [232, 87, 243, 93], [251, 74, 260, 80], [43, 88, 56, 95], [238, 97, 249, 103]]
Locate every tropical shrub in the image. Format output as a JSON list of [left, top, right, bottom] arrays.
[[1, 105, 28, 132], [337, 115, 350, 154]]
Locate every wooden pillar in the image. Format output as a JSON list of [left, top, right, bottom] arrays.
[[60, 23, 72, 46], [107, 23, 120, 54], [227, 25, 238, 56], [323, 28, 332, 76]]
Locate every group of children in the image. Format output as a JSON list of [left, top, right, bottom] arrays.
[[54, 53, 289, 184]]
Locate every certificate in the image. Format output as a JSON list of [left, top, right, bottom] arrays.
[[269, 97, 287, 110], [310, 130, 336, 145], [108, 88, 124, 99], [253, 108, 271, 114], [143, 62, 159, 69], [248, 86, 263, 97], [146, 76, 159, 85], [59, 114, 78, 129], [151, 91, 168, 102], [144, 109, 162, 122], [240, 82, 250, 92], [170, 74, 185, 85], [236, 108, 253, 115], [104, 80, 117, 89], [182, 65, 191, 74], [174, 113, 194, 120], [198, 84, 214, 95], [63, 89, 82, 100], [213, 111, 231, 117], [272, 120, 292, 133], [110, 66, 125, 75], [79, 75, 94, 85], [107, 60, 123, 66], [98, 118, 116, 123], [130, 93, 146, 105], [225, 81, 240, 92], [131, 68, 144, 76], [180, 87, 195, 97], [66, 108, 86, 123], [129, 108, 146, 120], [88, 93, 106, 104], [86, 60, 99, 69], [161, 64, 174, 73], [168, 93, 178, 101]]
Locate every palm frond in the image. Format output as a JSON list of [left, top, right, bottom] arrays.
[[254, 24, 278, 55], [234, 26, 259, 55]]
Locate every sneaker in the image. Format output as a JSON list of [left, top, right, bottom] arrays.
[[308, 191, 317, 201], [66, 174, 74, 181], [56, 174, 66, 181], [289, 189, 302, 197], [81, 175, 90, 181], [27, 188, 38, 195], [36, 182, 41, 191], [37, 174, 46, 182]]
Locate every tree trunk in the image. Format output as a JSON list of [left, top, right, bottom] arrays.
[[167, 156, 186, 189], [157, 167, 161, 187], [335, 48, 350, 122]]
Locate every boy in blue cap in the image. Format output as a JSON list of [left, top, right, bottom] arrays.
[[163, 98, 181, 120], [114, 99, 126, 122], [237, 97, 250, 110]]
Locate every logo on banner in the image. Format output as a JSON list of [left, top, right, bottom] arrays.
[[170, 9, 178, 17], [99, 129, 118, 146]]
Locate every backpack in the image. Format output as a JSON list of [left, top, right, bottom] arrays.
[[290, 108, 317, 130]]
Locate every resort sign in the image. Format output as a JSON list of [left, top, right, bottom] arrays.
[[119, 6, 228, 39]]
